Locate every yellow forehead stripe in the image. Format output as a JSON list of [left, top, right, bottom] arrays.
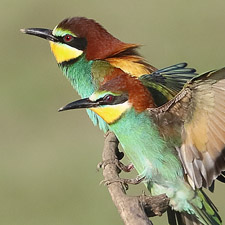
[[49, 41, 83, 64], [90, 103, 130, 124]]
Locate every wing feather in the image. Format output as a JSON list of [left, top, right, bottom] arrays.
[[149, 68, 225, 189]]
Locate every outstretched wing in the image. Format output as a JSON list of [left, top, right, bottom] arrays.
[[139, 63, 197, 106], [149, 68, 225, 189]]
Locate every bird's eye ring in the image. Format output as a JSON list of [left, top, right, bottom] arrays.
[[63, 34, 74, 43], [103, 95, 115, 103]]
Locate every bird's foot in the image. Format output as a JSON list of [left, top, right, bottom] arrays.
[[120, 163, 134, 172], [100, 176, 145, 190], [97, 159, 134, 173]]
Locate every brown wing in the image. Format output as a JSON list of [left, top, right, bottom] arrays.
[[149, 68, 225, 189]]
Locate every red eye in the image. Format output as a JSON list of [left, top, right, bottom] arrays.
[[63, 34, 73, 42], [103, 95, 114, 103]]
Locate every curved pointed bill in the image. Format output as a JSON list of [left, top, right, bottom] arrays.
[[20, 28, 58, 42], [58, 98, 100, 112]]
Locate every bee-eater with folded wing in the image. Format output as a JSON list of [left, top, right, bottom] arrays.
[[59, 66, 225, 225]]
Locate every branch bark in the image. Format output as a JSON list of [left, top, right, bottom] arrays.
[[101, 132, 169, 225]]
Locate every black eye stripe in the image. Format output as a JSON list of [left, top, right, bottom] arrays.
[[56, 36, 87, 51], [63, 34, 73, 42], [103, 95, 115, 102], [98, 94, 128, 106]]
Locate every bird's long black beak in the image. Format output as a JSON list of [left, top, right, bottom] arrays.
[[20, 28, 58, 42], [58, 98, 100, 112]]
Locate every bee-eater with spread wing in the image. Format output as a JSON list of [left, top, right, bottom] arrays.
[[59, 66, 225, 225], [21, 17, 197, 132]]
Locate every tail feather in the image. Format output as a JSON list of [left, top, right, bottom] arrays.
[[167, 189, 221, 225], [167, 207, 178, 225], [179, 212, 202, 225], [190, 189, 221, 225], [167, 208, 201, 225]]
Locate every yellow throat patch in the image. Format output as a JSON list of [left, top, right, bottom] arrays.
[[49, 41, 83, 64], [90, 102, 130, 124]]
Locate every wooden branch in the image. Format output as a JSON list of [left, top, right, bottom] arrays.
[[101, 131, 169, 225]]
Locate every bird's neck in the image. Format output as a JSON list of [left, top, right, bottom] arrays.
[[109, 108, 183, 184], [59, 54, 95, 98], [59, 55, 109, 132]]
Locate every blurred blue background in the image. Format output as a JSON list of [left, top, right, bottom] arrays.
[[1, 0, 225, 224]]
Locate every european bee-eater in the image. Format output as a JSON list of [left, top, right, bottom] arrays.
[[59, 67, 225, 225], [21, 17, 197, 132]]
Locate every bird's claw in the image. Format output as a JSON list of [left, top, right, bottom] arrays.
[[118, 162, 134, 172], [100, 176, 145, 190], [100, 178, 129, 190], [97, 159, 134, 173], [97, 159, 115, 171]]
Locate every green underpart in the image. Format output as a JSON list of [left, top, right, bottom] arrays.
[[109, 108, 183, 185]]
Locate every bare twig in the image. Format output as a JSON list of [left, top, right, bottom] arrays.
[[101, 131, 169, 225]]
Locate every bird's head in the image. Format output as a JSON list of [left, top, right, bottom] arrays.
[[59, 73, 155, 124], [21, 17, 136, 64]]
